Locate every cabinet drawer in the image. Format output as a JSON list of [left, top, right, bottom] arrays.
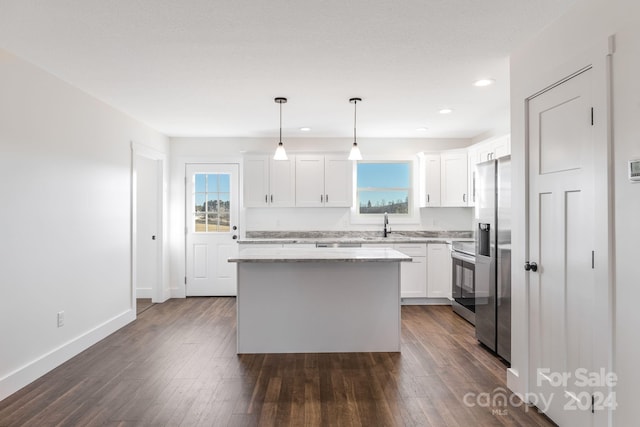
[[394, 244, 427, 257]]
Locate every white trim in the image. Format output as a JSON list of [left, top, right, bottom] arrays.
[[0, 309, 135, 401]]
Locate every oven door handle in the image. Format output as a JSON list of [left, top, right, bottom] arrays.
[[451, 251, 476, 264]]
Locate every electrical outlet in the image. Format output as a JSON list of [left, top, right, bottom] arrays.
[[57, 311, 64, 328]]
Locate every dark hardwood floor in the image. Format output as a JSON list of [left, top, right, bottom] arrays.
[[0, 298, 555, 426]]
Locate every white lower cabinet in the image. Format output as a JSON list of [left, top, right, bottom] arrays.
[[363, 243, 427, 298], [426, 243, 452, 298]]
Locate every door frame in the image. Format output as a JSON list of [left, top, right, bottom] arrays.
[[517, 38, 615, 425], [131, 141, 167, 306]]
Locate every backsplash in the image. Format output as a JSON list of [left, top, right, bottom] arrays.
[[246, 230, 473, 239]]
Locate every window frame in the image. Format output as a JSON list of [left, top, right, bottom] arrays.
[[351, 158, 420, 225]]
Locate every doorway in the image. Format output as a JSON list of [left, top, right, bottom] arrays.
[[132, 142, 166, 309]]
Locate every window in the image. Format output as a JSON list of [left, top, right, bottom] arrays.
[[193, 173, 230, 232], [357, 162, 411, 214]]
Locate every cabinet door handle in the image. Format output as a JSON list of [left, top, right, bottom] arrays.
[[427, 194, 430, 203], [325, 194, 328, 203], [463, 193, 466, 203], [265, 194, 268, 203], [320, 194, 323, 202], [270, 195, 273, 203]]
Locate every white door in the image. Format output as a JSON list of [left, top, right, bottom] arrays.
[[135, 154, 160, 300], [186, 164, 239, 296], [528, 69, 595, 426]]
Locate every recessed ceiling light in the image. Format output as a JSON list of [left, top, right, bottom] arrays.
[[473, 79, 495, 87], [439, 108, 453, 114], [416, 127, 429, 132], [299, 127, 311, 132]]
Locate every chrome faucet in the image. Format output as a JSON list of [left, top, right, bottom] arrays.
[[383, 212, 391, 237]]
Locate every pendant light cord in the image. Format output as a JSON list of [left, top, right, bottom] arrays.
[[279, 100, 283, 143], [353, 99, 357, 144]]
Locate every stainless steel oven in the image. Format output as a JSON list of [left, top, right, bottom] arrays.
[[451, 241, 475, 325]]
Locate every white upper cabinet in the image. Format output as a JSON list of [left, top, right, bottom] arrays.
[[295, 154, 352, 207], [475, 134, 511, 162], [418, 153, 441, 207], [440, 151, 468, 207], [243, 155, 296, 207], [467, 147, 478, 207]]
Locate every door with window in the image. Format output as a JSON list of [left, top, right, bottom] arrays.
[[186, 164, 239, 296]]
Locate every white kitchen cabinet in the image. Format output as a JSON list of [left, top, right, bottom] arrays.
[[476, 134, 511, 162], [440, 151, 468, 207], [295, 154, 352, 207], [364, 242, 427, 298], [243, 155, 296, 207], [467, 148, 479, 207], [427, 243, 452, 298], [395, 243, 427, 298], [418, 153, 441, 207]]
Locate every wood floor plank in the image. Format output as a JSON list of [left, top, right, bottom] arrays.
[[0, 299, 555, 427]]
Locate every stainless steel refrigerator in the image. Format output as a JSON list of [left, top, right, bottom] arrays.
[[474, 155, 511, 363]]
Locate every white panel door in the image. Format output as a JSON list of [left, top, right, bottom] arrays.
[[295, 155, 325, 207], [324, 155, 353, 207], [528, 69, 595, 426], [186, 164, 239, 296], [135, 154, 160, 300], [441, 151, 468, 207]]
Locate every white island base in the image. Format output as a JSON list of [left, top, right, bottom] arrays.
[[229, 248, 409, 354]]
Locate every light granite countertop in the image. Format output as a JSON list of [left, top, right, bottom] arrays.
[[228, 247, 413, 263], [238, 230, 473, 245]]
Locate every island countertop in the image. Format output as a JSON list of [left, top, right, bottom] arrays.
[[228, 247, 412, 263]]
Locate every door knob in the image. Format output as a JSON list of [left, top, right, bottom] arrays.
[[524, 261, 538, 272], [232, 235, 238, 240], [232, 225, 237, 231], [152, 235, 156, 240]]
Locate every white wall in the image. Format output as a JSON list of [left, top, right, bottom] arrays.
[[0, 49, 169, 400], [509, 0, 639, 425], [168, 137, 473, 296]]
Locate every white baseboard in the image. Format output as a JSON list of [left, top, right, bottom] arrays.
[[136, 287, 153, 299], [0, 309, 135, 402]]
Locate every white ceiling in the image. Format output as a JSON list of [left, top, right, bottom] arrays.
[[0, 0, 578, 139]]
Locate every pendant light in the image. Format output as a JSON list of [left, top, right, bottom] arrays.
[[348, 97, 363, 160], [273, 97, 288, 160]]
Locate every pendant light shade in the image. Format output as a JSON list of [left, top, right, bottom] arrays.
[[273, 97, 288, 160], [348, 97, 363, 161]]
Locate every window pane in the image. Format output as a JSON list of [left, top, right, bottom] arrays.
[[206, 194, 218, 213], [219, 174, 230, 193], [219, 211, 230, 231], [359, 190, 409, 214], [194, 213, 206, 232], [219, 193, 229, 213], [195, 193, 206, 212], [357, 163, 410, 188], [207, 174, 219, 192], [205, 213, 218, 232], [195, 174, 206, 193]]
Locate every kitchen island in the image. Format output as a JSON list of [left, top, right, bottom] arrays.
[[228, 247, 411, 354]]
